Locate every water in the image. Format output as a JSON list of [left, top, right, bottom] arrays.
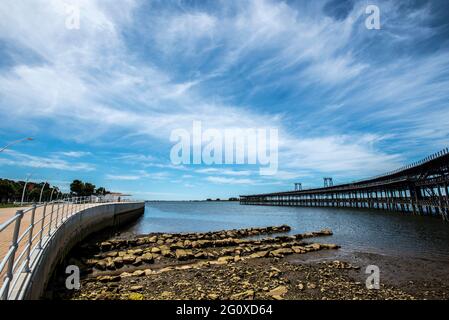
[[124, 201, 449, 262]]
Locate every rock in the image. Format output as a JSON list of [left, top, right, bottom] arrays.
[[152, 253, 160, 259], [132, 270, 145, 277], [106, 260, 115, 270], [151, 247, 161, 254], [144, 269, 155, 276], [130, 285, 143, 291], [270, 248, 293, 257], [231, 290, 255, 300], [128, 293, 143, 300], [141, 253, 154, 263], [95, 260, 106, 270], [160, 291, 172, 299], [148, 236, 157, 243], [161, 249, 171, 257], [297, 282, 304, 290], [319, 228, 333, 236], [291, 246, 305, 254], [100, 241, 112, 251], [217, 256, 234, 264], [98, 275, 120, 283], [249, 251, 269, 259], [105, 251, 118, 258], [123, 255, 136, 264], [158, 267, 174, 273], [207, 293, 219, 300], [113, 257, 123, 268], [120, 272, 132, 278], [175, 265, 192, 270], [307, 282, 316, 289], [175, 249, 193, 260], [305, 243, 321, 251], [131, 249, 143, 256], [133, 257, 142, 266], [85, 258, 98, 267], [267, 286, 288, 299], [194, 251, 207, 259]]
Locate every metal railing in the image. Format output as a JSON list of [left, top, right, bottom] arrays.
[[0, 195, 127, 300]]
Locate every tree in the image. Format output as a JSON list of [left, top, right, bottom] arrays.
[[95, 187, 107, 195], [0, 180, 15, 203], [70, 180, 84, 196], [70, 180, 106, 197], [84, 183, 96, 196]]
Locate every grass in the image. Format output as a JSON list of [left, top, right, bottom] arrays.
[[0, 203, 23, 209]]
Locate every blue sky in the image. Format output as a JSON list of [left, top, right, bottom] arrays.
[[1, 0, 449, 200]]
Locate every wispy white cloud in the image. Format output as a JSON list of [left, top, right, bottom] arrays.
[[56, 151, 92, 158], [0, 150, 95, 171], [205, 176, 257, 185], [1, 0, 448, 197]]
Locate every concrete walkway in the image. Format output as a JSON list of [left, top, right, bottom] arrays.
[[0, 203, 99, 288]]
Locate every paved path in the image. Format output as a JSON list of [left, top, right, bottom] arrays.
[[0, 203, 99, 288]]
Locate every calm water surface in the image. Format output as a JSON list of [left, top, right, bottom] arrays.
[[124, 201, 449, 262]]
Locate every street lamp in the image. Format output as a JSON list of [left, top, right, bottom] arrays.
[[49, 187, 56, 202], [0, 137, 34, 153], [20, 173, 33, 205], [39, 181, 47, 203]]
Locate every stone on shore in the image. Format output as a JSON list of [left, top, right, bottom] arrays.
[[230, 290, 255, 300], [175, 249, 193, 260], [267, 286, 288, 299]]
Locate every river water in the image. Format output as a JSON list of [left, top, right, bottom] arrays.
[[124, 201, 449, 262]]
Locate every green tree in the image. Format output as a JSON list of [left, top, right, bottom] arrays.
[[0, 179, 15, 203], [95, 187, 107, 195], [84, 183, 96, 196], [70, 180, 85, 196]]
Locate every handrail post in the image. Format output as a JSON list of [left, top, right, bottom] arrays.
[[64, 200, 68, 220], [67, 199, 71, 219], [60, 201, 65, 224], [48, 203, 54, 236], [55, 202, 60, 228], [25, 204, 37, 273], [68, 201, 73, 218], [38, 203, 47, 249], [1, 210, 24, 300]]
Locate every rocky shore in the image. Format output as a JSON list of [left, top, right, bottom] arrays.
[[47, 225, 418, 300]]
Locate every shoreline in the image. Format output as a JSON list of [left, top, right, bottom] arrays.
[[46, 226, 449, 300]]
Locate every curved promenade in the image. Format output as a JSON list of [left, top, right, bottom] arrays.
[[0, 197, 144, 300]]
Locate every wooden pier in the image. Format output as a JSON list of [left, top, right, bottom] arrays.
[[240, 148, 449, 220]]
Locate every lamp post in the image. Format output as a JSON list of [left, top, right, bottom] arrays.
[[0, 137, 34, 153], [39, 181, 47, 203], [20, 174, 32, 205], [49, 188, 56, 202]]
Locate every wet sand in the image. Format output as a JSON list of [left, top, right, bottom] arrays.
[[293, 249, 449, 299]]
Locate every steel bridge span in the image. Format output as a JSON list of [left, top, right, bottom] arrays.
[[240, 148, 449, 220]]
